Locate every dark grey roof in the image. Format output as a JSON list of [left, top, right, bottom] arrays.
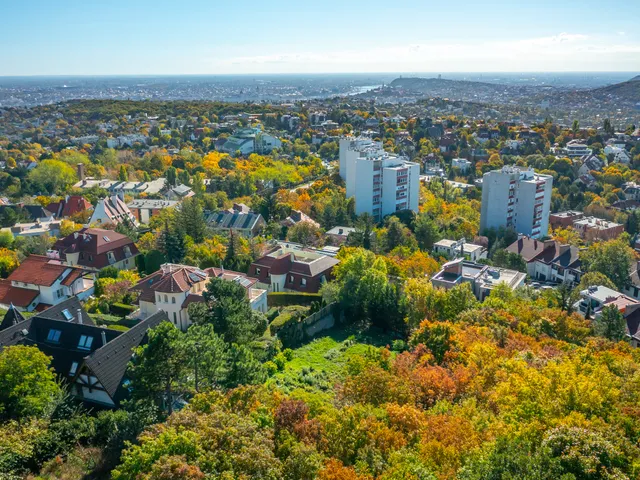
[[0, 318, 33, 348], [84, 310, 168, 397], [36, 297, 95, 326], [0, 304, 26, 331]]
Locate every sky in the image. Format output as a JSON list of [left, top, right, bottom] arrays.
[[1, 0, 640, 76]]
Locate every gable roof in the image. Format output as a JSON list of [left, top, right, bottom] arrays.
[[83, 310, 168, 397], [131, 264, 207, 300], [0, 304, 26, 331], [7, 255, 69, 286], [36, 296, 94, 326], [0, 279, 40, 308]]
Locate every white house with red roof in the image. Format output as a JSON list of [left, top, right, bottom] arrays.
[[89, 195, 138, 228], [0, 255, 94, 312], [129, 263, 267, 331]]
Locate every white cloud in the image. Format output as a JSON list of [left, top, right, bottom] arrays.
[[207, 33, 640, 73]]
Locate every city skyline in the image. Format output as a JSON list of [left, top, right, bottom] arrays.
[[2, 0, 640, 76]]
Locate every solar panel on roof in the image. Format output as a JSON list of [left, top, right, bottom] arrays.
[[188, 273, 201, 283]]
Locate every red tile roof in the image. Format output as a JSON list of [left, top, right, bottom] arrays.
[[0, 279, 40, 307], [8, 255, 68, 286]]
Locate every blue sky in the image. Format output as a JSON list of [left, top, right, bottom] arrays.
[[2, 0, 639, 75]]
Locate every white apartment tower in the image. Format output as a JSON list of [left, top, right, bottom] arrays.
[[480, 166, 553, 239], [339, 136, 420, 220]]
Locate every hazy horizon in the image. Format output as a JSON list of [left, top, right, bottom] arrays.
[[2, 0, 639, 76]]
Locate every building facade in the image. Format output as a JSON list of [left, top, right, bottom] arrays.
[[480, 166, 553, 239], [339, 136, 420, 220]]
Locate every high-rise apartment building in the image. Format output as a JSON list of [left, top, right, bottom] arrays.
[[339, 137, 420, 220], [480, 166, 553, 239]]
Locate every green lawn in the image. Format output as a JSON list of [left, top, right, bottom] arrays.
[[267, 323, 397, 400]]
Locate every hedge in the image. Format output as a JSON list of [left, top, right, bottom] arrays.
[[270, 306, 309, 335], [109, 302, 138, 317], [267, 292, 322, 307]]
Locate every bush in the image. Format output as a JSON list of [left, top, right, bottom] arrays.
[[270, 306, 309, 334], [109, 302, 137, 317], [266, 307, 280, 322], [98, 266, 119, 279], [267, 292, 322, 307], [264, 361, 278, 376]]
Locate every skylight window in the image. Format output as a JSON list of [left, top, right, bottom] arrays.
[[78, 335, 93, 350], [62, 309, 73, 321], [47, 329, 61, 343], [103, 236, 111, 242]]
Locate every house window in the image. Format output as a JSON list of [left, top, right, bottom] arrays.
[[78, 335, 93, 350], [88, 255, 93, 262], [156, 294, 161, 303], [69, 362, 78, 376], [47, 329, 62, 343], [173, 312, 177, 325], [164, 294, 168, 303], [301, 278, 307, 287], [256, 267, 261, 275], [172, 297, 176, 304], [289, 275, 294, 283], [62, 309, 73, 321]]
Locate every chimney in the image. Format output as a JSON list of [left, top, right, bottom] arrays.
[[77, 308, 83, 324], [77, 163, 86, 181], [101, 330, 107, 346]]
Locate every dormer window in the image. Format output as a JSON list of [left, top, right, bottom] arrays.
[[78, 335, 93, 350], [69, 362, 78, 376]]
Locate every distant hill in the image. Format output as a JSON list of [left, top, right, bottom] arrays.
[[588, 75, 640, 103]]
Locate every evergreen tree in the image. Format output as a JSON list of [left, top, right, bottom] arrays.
[[177, 197, 206, 243], [594, 305, 627, 342], [118, 165, 128, 182], [159, 220, 185, 263], [165, 166, 177, 187]]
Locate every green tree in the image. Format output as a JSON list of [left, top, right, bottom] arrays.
[[177, 197, 207, 243], [158, 220, 185, 264], [414, 213, 440, 250], [28, 160, 77, 194], [0, 345, 62, 419], [189, 277, 266, 344], [594, 305, 627, 341], [580, 237, 636, 290], [183, 324, 228, 392], [287, 221, 321, 247], [348, 213, 376, 250], [129, 322, 188, 414], [224, 344, 266, 388], [118, 165, 129, 182], [165, 166, 177, 187]]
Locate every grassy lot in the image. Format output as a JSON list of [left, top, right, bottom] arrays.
[[267, 322, 397, 401]]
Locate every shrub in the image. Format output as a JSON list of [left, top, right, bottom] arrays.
[[109, 302, 137, 317], [264, 361, 278, 376], [267, 292, 322, 307]]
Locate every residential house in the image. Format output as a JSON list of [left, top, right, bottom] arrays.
[[206, 210, 265, 237], [73, 177, 166, 196], [0, 297, 168, 408], [451, 158, 472, 173], [574, 285, 639, 317], [127, 199, 179, 224], [47, 195, 92, 220], [53, 228, 139, 272], [1, 217, 62, 238], [549, 211, 585, 229], [431, 258, 526, 301], [218, 127, 282, 155], [576, 154, 606, 177], [572, 217, 624, 242], [0, 255, 93, 312], [505, 236, 582, 285], [129, 263, 267, 331], [89, 195, 139, 227], [281, 210, 320, 229], [564, 140, 593, 158], [165, 184, 194, 201], [326, 226, 356, 245], [433, 238, 487, 262], [249, 243, 339, 293]]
